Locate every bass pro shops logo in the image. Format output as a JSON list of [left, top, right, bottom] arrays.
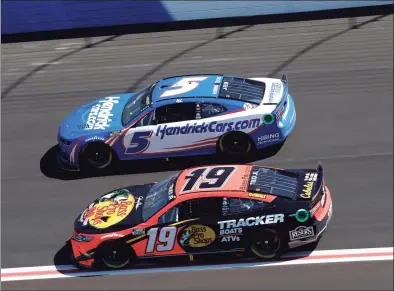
[[84, 96, 120, 130]]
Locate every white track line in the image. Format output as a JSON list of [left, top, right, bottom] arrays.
[[1, 247, 393, 282]]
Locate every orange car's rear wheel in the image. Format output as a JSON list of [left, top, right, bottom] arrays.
[[249, 229, 284, 259], [96, 241, 133, 269]]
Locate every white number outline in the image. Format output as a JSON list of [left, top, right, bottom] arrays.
[[160, 77, 208, 98], [180, 166, 237, 194], [145, 226, 177, 253]]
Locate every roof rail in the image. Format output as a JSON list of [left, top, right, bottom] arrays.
[[162, 73, 223, 80]]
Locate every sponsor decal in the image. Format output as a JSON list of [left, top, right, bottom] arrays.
[[282, 95, 290, 121], [300, 182, 314, 199], [215, 76, 222, 84], [155, 118, 260, 140], [257, 133, 281, 145], [278, 121, 284, 128], [135, 196, 144, 210], [220, 227, 242, 236], [243, 103, 255, 110], [101, 233, 124, 239], [276, 105, 285, 120], [219, 223, 242, 242], [212, 84, 219, 95], [250, 169, 259, 185], [85, 136, 105, 142], [268, 83, 281, 103], [320, 190, 326, 207], [80, 189, 135, 229], [132, 228, 145, 235], [168, 183, 176, 200], [222, 81, 229, 91], [218, 214, 284, 229], [221, 235, 240, 242], [310, 202, 320, 215], [179, 225, 216, 248], [84, 96, 120, 131], [304, 172, 318, 182], [289, 226, 315, 241], [248, 193, 267, 199], [110, 130, 121, 137], [175, 99, 183, 103], [222, 197, 229, 215]]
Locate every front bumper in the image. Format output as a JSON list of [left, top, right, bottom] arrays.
[[70, 236, 97, 268], [57, 149, 80, 171], [57, 133, 80, 171]]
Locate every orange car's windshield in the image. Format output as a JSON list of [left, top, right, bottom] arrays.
[[142, 172, 180, 222]]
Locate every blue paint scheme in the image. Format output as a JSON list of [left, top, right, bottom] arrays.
[[57, 74, 296, 171], [59, 93, 132, 140], [2, 1, 391, 35]]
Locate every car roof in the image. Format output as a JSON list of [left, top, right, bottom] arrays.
[[175, 164, 252, 195], [151, 74, 223, 104], [151, 74, 267, 106], [174, 164, 302, 201]]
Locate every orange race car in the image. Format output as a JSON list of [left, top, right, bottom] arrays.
[[71, 163, 333, 269]]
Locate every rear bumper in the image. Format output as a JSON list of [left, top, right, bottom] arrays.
[[288, 205, 332, 249], [288, 186, 333, 249], [278, 94, 296, 138]]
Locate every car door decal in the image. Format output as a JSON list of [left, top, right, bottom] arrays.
[[145, 226, 177, 253], [124, 130, 153, 154]]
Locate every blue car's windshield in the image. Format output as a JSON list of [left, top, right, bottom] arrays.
[[121, 84, 155, 126], [142, 172, 180, 222]]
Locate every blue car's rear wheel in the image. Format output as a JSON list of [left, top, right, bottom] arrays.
[[80, 143, 114, 172], [218, 132, 254, 156], [249, 229, 283, 259]]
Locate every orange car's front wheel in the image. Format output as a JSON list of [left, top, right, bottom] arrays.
[[96, 240, 133, 269]]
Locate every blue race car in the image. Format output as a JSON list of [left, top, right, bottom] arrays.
[[57, 74, 296, 172]]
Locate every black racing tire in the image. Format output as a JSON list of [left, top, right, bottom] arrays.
[[79, 143, 115, 172], [249, 229, 284, 259], [95, 241, 133, 270], [218, 131, 255, 157]]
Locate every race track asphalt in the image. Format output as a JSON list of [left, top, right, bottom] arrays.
[[1, 14, 393, 290]]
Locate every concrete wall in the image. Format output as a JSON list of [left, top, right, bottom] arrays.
[[2, 0, 392, 35]]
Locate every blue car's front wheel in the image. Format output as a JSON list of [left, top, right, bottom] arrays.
[[80, 143, 115, 172]]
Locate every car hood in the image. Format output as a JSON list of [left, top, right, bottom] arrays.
[[74, 183, 155, 234], [59, 93, 134, 139]]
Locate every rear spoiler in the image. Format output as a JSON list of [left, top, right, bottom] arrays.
[[296, 161, 324, 201], [317, 160, 324, 175], [281, 74, 288, 84]]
